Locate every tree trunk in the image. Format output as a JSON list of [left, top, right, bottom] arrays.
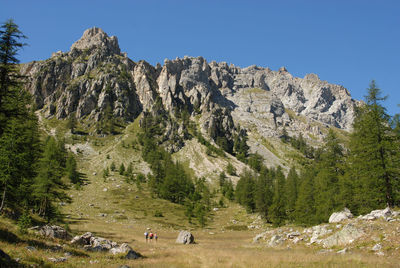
[[0, 184, 7, 212]]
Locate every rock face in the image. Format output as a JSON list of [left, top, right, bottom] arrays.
[[21, 27, 360, 156], [176, 230, 195, 244], [329, 208, 353, 223]]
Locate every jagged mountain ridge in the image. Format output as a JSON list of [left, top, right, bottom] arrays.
[[21, 27, 359, 155]]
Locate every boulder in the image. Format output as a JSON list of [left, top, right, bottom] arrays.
[[321, 224, 364, 248], [71, 232, 93, 245], [39, 225, 71, 240], [329, 208, 353, 223], [125, 249, 142, 259], [176, 231, 195, 244], [110, 243, 133, 255]]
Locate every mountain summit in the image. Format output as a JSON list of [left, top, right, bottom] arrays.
[[21, 27, 359, 166]]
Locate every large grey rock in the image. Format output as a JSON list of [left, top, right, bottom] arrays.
[[110, 243, 132, 255], [38, 225, 70, 240], [321, 224, 364, 248], [70, 232, 93, 245], [125, 249, 142, 259], [329, 208, 353, 223], [176, 231, 195, 244], [268, 235, 285, 247]]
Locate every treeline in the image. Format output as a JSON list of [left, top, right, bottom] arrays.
[[0, 20, 80, 223], [235, 81, 400, 226]]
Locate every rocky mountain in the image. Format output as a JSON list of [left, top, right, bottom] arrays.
[[21, 27, 360, 162]]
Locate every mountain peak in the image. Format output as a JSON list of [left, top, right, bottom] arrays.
[[70, 27, 120, 54]]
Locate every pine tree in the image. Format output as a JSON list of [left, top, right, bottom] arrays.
[[285, 167, 299, 221], [0, 19, 26, 135], [235, 169, 255, 212], [33, 137, 70, 221], [314, 130, 344, 222], [119, 163, 125, 175], [254, 167, 273, 219], [347, 81, 399, 214], [269, 167, 287, 226], [295, 168, 317, 225], [66, 153, 79, 184]]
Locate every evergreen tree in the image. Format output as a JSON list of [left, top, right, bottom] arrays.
[[0, 19, 26, 135], [295, 169, 317, 225], [269, 167, 287, 226], [119, 163, 125, 175], [285, 167, 299, 221], [314, 130, 344, 222], [347, 81, 399, 213], [254, 167, 273, 219], [66, 153, 79, 184], [235, 169, 255, 212]]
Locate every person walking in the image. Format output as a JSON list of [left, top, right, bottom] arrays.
[[149, 232, 154, 242], [144, 231, 149, 242], [154, 233, 158, 242]]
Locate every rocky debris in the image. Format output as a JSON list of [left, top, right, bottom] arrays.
[[329, 208, 353, 223], [286, 231, 301, 239], [37, 225, 71, 240], [321, 224, 364, 248], [305, 225, 332, 244], [176, 230, 195, 244], [71, 232, 93, 245], [359, 207, 393, 221]]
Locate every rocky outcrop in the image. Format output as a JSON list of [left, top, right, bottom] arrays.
[[329, 208, 353, 223], [358, 207, 395, 221], [176, 230, 195, 244]]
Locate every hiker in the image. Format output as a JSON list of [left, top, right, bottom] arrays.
[[154, 233, 158, 242], [144, 231, 149, 242], [149, 232, 154, 242]]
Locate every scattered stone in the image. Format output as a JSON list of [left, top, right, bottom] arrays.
[[71, 232, 93, 245], [375, 251, 385, 256], [26, 246, 36, 251], [89, 204, 94, 207], [329, 208, 353, 223], [372, 243, 382, 251], [103, 188, 108, 192], [119, 265, 131, 268], [176, 230, 195, 244], [64, 252, 72, 257], [90, 260, 99, 264], [336, 248, 348, 254], [48, 257, 67, 263], [38, 225, 70, 240], [213, 208, 219, 211], [292, 237, 303, 244]]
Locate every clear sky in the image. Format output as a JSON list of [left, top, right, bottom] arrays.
[[1, 0, 399, 115]]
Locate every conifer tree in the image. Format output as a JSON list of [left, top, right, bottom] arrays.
[[295, 169, 317, 225], [269, 167, 287, 226], [66, 153, 79, 184], [347, 81, 399, 213], [314, 130, 344, 222], [285, 167, 299, 221], [33, 137, 70, 221]]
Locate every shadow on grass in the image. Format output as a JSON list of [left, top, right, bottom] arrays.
[[0, 227, 20, 243]]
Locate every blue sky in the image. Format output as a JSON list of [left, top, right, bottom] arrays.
[[1, 0, 399, 115]]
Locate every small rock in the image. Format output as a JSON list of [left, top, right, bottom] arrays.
[[287, 231, 301, 239], [48, 257, 67, 263], [337, 248, 348, 254], [26, 246, 36, 251], [103, 188, 108, 192], [89, 204, 94, 207], [213, 208, 219, 211], [372, 243, 382, 251], [375, 251, 385, 256], [119, 266, 131, 268], [90, 260, 99, 264], [64, 252, 72, 257]]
